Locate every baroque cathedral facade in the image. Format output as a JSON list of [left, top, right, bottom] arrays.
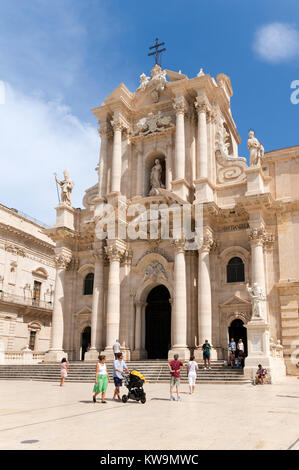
[[43, 64, 299, 381]]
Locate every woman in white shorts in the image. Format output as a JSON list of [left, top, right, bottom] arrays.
[[186, 355, 199, 394]]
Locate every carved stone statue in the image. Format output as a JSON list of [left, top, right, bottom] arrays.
[[246, 282, 266, 319], [138, 73, 150, 91], [55, 170, 74, 206], [248, 131, 264, 166], [149, 159, 165, 195]]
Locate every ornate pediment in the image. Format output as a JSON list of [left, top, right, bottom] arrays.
[[74, 306, 92, 317], [219, 295, 251, 308]]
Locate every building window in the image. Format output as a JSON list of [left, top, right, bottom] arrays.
[[33, 280, 42, 306], [227, 257, 245, 283], [83, 273, 94, 295], [29, 330, 36, 351]]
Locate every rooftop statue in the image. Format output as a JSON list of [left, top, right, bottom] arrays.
[[55, 170, 74, 206]]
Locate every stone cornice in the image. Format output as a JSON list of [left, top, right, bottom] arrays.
[[0, 222, 55, 253]]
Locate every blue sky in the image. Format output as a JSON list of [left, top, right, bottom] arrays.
[[1, 0, 299, 224]]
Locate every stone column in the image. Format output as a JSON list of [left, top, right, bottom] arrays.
[[173, 96, 186, 181], [110, 113, 123, 194], [104, 241, 125, 359], [249, 228, 267, 297], [85, 246, 105, 361], [196, 234, 217, 360], [44, 250, 72, 362], [172, 97, 189, 200], [194, 96, 213, 202], [195, 96, 209, 179], [168, 239, 189, 360], [98, 122, 109, 198]]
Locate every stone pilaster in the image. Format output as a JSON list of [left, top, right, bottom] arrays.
[[168, 239, 189, 360], [84, 245, 105, 361], [44, 249, 72, 362], [132, 301, 147, 360], [103, 241, 126, 360]]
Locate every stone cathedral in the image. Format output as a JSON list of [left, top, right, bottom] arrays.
[[44, 63, 299, 381]]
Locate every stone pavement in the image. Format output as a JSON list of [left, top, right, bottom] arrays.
[[0, 377, 298, 450]]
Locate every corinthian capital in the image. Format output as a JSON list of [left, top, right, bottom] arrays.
[[173, 96, 187, 115], [198, 234, 217, 253], [54, 253, 72, 270], [98, 120, 111, 137], [248, 227, 266, 246], [194, 95, 210, 115], [105, 242, 126, 262]]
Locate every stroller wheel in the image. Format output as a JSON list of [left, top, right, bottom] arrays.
[[121, 394, 128, 403], [141, 396, 146, 404]]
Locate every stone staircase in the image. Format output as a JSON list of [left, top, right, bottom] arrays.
[[0, 360, 250, 384]]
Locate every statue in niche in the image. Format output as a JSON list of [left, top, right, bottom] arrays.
[[246, 282, 266, 319], [149, 158, 165, 196], [248, 131, 264, 166], [55, 169, 74, 206]]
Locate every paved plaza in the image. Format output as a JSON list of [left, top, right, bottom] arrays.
[[0, 377, 298, 450]]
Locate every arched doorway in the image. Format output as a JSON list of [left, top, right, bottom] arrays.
[[145, 285, 171, 359], [81, 326, 91, 361], [228, 319, 247, 356]]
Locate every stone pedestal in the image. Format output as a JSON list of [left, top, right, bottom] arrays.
[[194, 178, 214, 203], [244, 319, 286, 383], [55, 204, 75, 230], [245, 166, 266, 196], [171, 179, 190, 201], [84, 349, 99, 362], [44, 350, 68, 363]]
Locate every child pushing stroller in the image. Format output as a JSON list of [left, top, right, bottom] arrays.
[[122, 370, 146, 404]]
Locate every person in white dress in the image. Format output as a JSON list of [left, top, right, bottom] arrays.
[[186, 356, 199, 394]]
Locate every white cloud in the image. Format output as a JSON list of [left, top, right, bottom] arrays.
[[0, 82, 99, 225], [253, 23, 299, 63]]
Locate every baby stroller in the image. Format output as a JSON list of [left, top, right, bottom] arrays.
[[122, 370, 146, 404]]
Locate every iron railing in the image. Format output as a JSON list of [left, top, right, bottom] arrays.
[[0, 291, 53, 310]]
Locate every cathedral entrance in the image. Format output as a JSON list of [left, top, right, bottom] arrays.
[[145, 285, 171, 359], [81, 326, 91, 361], [228, 319, 247, 356]]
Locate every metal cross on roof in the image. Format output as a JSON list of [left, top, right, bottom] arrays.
[[148, 37, 166, 66]]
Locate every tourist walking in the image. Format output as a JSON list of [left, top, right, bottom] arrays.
[[202, 340, 212, 370], [113, 339, 121, 360], [168, 354, 184, 401], [228, 337, 236, 365], [92, 355, 110, 403], [113, 352, 129, 401], [186, 356, 198, 394], [60, 358, 69, 387], [237, 339, 245, 368]]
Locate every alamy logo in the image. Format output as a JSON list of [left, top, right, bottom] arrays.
[[290, 80, 299, 104], [94, 198, 204, 250]]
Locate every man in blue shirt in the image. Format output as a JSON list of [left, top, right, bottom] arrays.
[[113, 353, 130, 401]]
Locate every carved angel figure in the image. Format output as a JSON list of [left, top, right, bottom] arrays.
[[246, 282, 266, 319], [138, 73, 150, 91]]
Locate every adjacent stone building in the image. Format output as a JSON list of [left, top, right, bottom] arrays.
[[0, 204, 55, 359], [26, 65, 299, 380]]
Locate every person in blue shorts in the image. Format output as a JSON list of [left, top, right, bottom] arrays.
[[202, 339, 212, 370], [113, 352, 130, 401]]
